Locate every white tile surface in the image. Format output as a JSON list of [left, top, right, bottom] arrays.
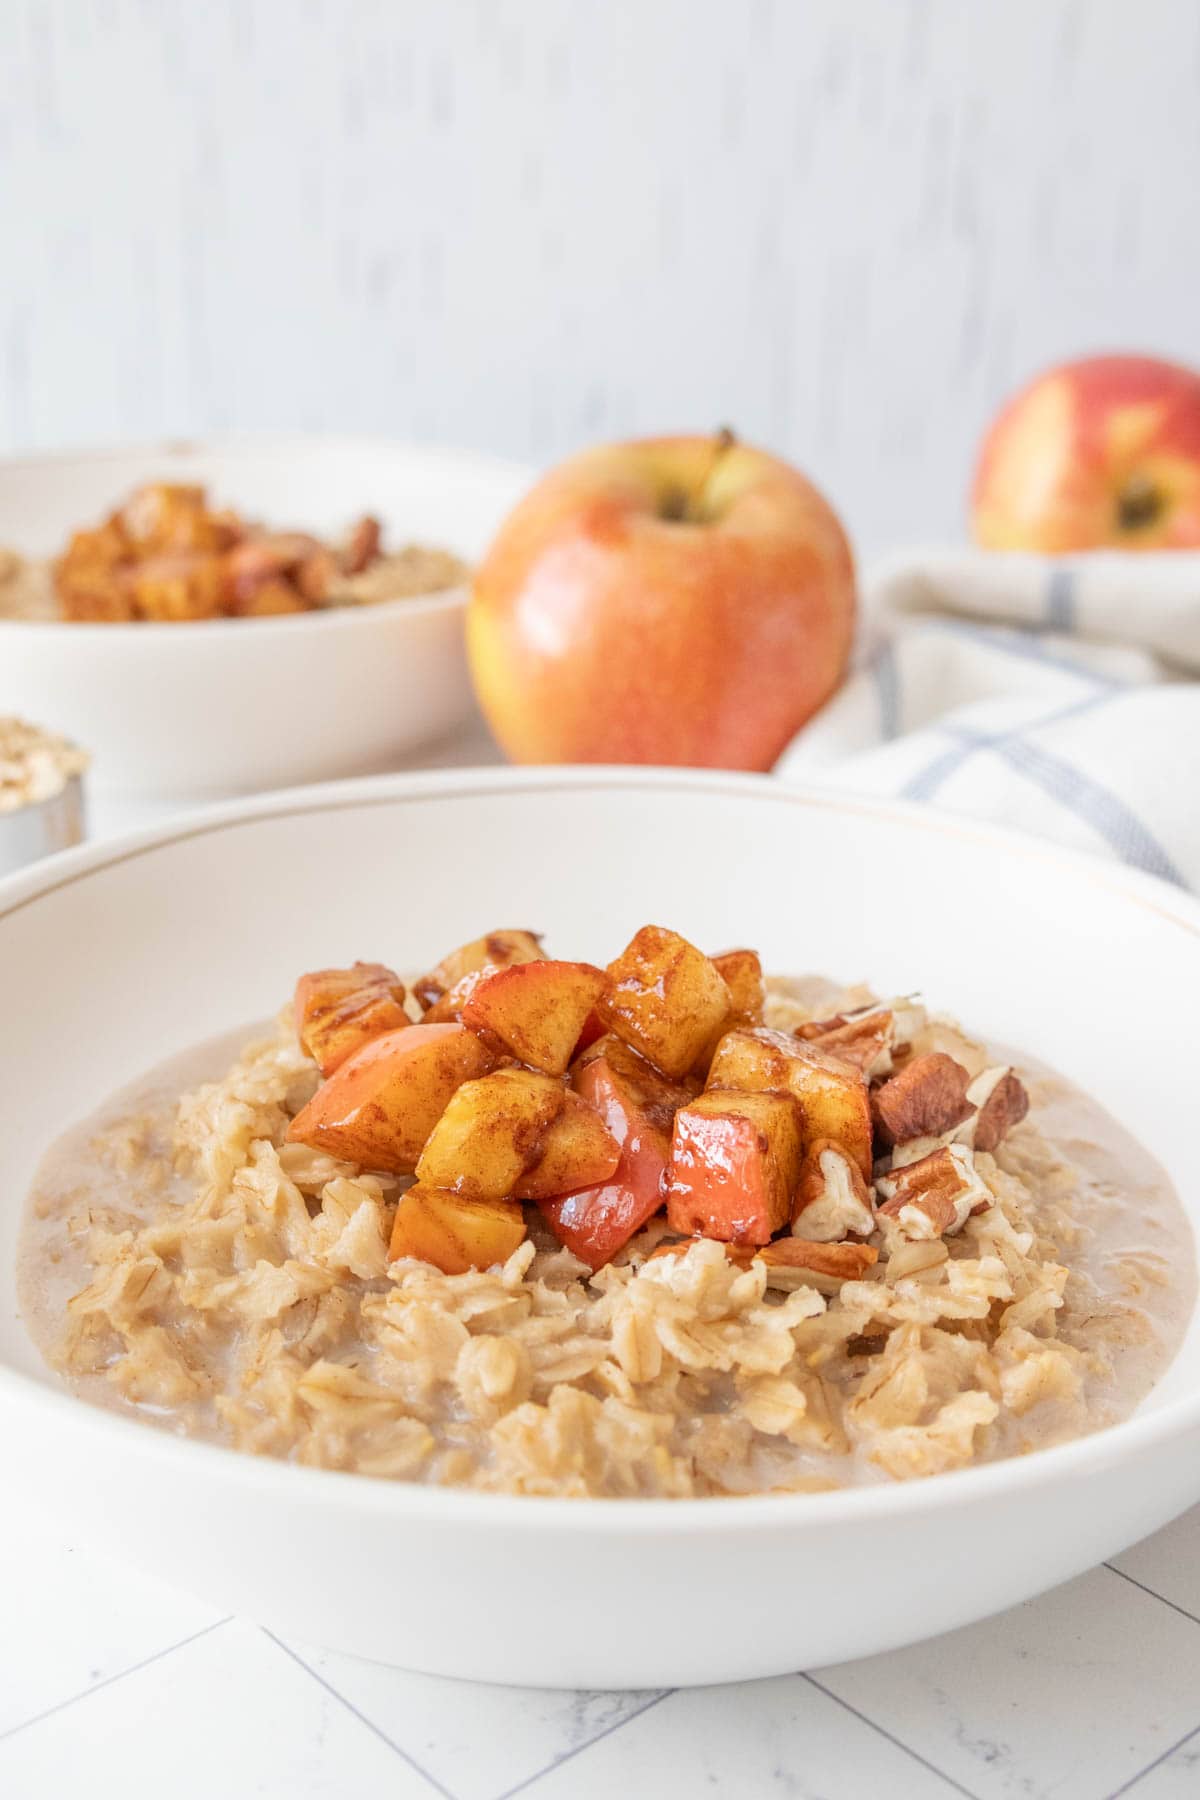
[[514, 1674, 962, 1800], [815, 1564, 1200, 1800], [0, 1621, 434, 1800], [1121, 1728, 1200, 1799], [1111, 1505, 1200, 1625], [280, 1640, 666, 1800], [0, 1496, 221, 1736]]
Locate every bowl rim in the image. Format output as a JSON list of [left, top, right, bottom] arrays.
[[0, 431, 534, 639], [2, 762, 1197, 1533]]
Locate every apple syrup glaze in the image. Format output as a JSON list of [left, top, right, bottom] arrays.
[[16, 996, 1197, 1495]]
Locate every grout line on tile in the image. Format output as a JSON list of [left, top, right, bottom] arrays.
[[801, 1673, 981, 1800], [492, 1689, 676, 1800], [262, 1631, 457, 1800], [1104, 1562, 1200, 1630], [1105, 1718, 1200, 1798], [0, 1615, 232, 1744]]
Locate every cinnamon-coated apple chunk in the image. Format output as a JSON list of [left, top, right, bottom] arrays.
[[388, 1186, 526, 1275], [463, 959, 610, 1076], [294, 961, 409, 1076], [515, 1091, 621, 1199], [420, 964, 495, 1024], [286, 1023, 495, 1173], [538, 1041, 686, 1269], [711, 949, 765, 1024], [415, 1068, 564, 1199], [666, 1089, 803, 1246], [413, 930, 544, 1011], [706, 1026, 872, 1177], [598, 925, 731, 1079], [131, 553, 226, 622]]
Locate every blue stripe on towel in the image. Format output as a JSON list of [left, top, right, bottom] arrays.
[[932, 619, 1121, 687], [872, 640, 901, 740], [900, 742, 973, 803], [1045, 564, 1076, 633], [899, 690, 1118, 807], [992, 737, 1186, 886]]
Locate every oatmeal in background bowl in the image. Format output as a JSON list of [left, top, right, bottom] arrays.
[[0, 480, 469, 624], [0, 439, 532, 797], [19, 922, 1193, 1498]]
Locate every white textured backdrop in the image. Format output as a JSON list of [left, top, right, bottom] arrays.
[[3, 0, 1199, 553]]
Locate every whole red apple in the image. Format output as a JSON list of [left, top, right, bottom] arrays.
[[466, 433, 855, 769], [972, 353, 1200, 551]]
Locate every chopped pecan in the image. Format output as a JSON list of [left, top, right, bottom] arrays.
[[226, 532, 323, 612], [341, 514, 383, 575], [875, 1143, 991, 1239], [962, 1066, 1029, 1154], [797, 1008, 894, 1079], [871, 1052, 974, 1150], [792, 1139, 875, 1241], [645, 1234, 876, 1290], [758, 1237, 878, 1294]]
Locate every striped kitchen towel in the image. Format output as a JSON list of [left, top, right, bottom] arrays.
[[776, 549, 1200, 889]]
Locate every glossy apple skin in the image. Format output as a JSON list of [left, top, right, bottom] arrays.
[[972, 354, 1200, 551], [467, 436, 855, 770]]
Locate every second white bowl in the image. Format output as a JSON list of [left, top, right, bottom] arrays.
[[0, 436, 531, 800]]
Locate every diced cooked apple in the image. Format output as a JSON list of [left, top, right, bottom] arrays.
[[711, 948, 765, 1024], [294, 961, 409, 1076], [571, 1009, 607, 1060], [537, 1043, 680, 1269], [132, 552, 226, 621], [413, 930, 544, 1011], [571, 1035, 698, 1123], [287, 1023, 495, 1173], [706, 1026, 873, 1178], [415, 1068, 564, 1199], [420, 964, 496, 1024], [598, 925, 731, 1078], [388, 1185, 526, 1274], [666, 1089, 802, 1245], [462, 959, 610, 1076], [516, 1091, 620, 1198]]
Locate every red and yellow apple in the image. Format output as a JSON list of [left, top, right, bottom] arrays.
[[972, 354, 1200, 551], [467, 434, 855, 769]]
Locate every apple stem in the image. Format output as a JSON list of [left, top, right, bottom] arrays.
[[687, 427, 737, 522]]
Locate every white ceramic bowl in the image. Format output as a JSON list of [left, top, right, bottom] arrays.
[[0, 437, 531, 801], [1, 769, 1198, 1688]]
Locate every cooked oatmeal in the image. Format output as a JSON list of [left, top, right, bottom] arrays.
[[18, 937, 1195, 1498], [0, 715, 88, 813], [0, 481, 469, 623]]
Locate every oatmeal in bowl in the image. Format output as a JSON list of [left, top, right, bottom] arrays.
[[0, 479, 469, 625], [0, 439, 531, 796], [20, 922, 1192, 1499]]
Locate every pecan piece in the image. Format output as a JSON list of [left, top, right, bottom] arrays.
[[792, 1139, 875, 1242], [797, 1008, 894, 1079], [647, 1234, 876, 1293], [961, 1066, 1029, 1154], [871, 1052, 974, 1150], [340, 514, 382, 575], [875, 1143, 991, 1239], [758, 1237, 879, 1294]]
